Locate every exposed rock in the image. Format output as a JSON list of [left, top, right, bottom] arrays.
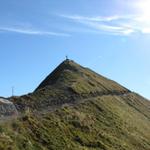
[[0, 97, 18, 118]]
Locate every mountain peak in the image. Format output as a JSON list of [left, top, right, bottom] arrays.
[[35, 59, 129, 96], [8, 61, 150, 150], [13, 59, 131, 112], [35, 59, 83, 91]]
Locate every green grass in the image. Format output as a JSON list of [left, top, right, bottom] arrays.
[[1, 93, 150, 150], [4, 60, 149, 150], [12, 60, 130, 111]]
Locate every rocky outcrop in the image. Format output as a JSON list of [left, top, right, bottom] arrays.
[[0, 98, 18, 118]]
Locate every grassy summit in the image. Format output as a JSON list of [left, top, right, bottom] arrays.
[[35, 60, 129, 94], [0, 60, 149, 150], [13, 60, 130, 111]]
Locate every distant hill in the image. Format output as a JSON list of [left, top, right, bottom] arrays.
[[0, 60, 149, 150]]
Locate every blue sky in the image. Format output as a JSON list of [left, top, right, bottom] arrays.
[[0, 0, 150, 99]]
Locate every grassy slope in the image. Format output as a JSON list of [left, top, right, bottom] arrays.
[[1, 60, 149, 150], [12, 60, 130, 111], [0, 93, 150, 150]]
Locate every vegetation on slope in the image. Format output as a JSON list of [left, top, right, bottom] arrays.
[[0, 93, 150, 150], [12, 60, 130, 111], [0, 60, 149, 150]]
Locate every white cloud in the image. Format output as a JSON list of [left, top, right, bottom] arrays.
[[60, 14, 122, 22], [0, 26, 70, 37], [81, 21, 134, 35], [60, 14, 150, 36]]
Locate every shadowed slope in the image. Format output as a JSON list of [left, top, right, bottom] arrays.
[[13, 60, 130, 111], [35, 60, 129, 94]]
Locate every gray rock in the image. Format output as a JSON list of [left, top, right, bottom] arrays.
[[0, 98, 18, 118]]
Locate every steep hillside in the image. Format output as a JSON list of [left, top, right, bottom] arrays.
[[0, 59, 149, 150], [12, 60, 130, 111], [35, 60, 128, 93], [0, 93, 150, 150]]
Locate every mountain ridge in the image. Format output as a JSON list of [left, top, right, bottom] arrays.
[[13, 59, 131, 112], [35, 59, 130, 93], [0, 59, 149, 150]]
